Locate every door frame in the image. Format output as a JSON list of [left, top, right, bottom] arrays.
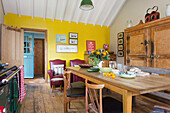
[[21, 27, 48, 83]]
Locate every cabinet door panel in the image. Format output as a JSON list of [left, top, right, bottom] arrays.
[[1, 25, 24, 68], [151, 24, 170, 69], [152, 25, 170, 55], [127, 29, 148, 56], [154, 58, 170, 69], [127, 57, 147, 67]]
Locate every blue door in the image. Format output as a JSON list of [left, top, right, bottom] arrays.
[[24, 33, 34, 78]]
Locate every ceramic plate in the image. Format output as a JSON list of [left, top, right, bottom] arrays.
[[119, 73, 136, 79]]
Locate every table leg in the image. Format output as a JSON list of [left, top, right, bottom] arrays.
[[85, 79, 88, 113], [123, 90, 133, 113]]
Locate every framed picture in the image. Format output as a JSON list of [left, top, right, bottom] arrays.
[[56, 45, 78, 53], [69, 33, 78, 39], [118, 39, 124, 45], [56, 34, 67, 43], [118, 32, 124, 39], [69, 39, 78, 45], [86, 40, 95, 51], [117, 51, 124, 57], [118, 45, 124, 51]]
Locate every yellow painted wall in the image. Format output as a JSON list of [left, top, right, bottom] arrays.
[[4, 13, 110, 68]]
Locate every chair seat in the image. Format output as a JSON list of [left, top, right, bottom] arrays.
[[66, 88, 85, 97], [71, 81, 85, 88], [51, 78, 64, 81]]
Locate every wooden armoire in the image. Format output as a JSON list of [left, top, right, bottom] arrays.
[[124, 16, 170, 69]]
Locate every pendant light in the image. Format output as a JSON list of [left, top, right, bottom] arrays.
[[80, 0, 94, 11]]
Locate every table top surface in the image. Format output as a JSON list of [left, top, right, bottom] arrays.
[[67, 67, 170, 94]]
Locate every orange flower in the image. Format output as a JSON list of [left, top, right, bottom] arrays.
[[102, 52, 107, 56], [96, 51, 100, 55], [91, 50, 95, 54]]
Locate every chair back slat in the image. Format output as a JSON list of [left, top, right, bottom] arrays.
[[93, 89, 100, 109], [86, 82, 104, 113], [63, 71, 71, 90], [88, 88, 98, 112]]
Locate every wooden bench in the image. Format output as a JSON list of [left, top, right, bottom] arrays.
[[141, 91, 170, 108]]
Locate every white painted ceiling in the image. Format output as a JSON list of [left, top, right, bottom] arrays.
[[2, 0, 126, 27]]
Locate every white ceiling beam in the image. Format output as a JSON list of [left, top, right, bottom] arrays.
[[100, 0, 117, 27], [53, 0, 58, 21], [69, 0, 77, 23], [43, 0, 48, 20], [16, 0, 21, 17], [85, 11, 92, 25], [31, 0, 34, 19], [60, 0, 67, 22], [2, 0, 7, 15], [107, 0, 126, 27], [93, 0, 106, 26], [76, 10, 82, 24]]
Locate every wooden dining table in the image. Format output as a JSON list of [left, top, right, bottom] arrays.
[[66, 67, 170, 113]]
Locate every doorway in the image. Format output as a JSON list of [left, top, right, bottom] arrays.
[[34, 39, 45, 78], [24, 32, 45, 79], [22, 28, 48, 83]]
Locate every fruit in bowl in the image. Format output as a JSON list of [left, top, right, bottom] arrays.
[[100, 67, 112, 73], [103, 72, 116, 79], [79, 64, 93, 68]]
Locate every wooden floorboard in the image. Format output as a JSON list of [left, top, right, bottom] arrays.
[[21, 77, 164, 113]]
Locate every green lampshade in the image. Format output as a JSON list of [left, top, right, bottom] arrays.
[[80, 0, 94, 11]]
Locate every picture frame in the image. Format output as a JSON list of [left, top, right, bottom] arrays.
[[118, 32, 124, 39], [69, 32, 78, 39], [117, 51, 124, 57], [118, 45, 124, 51], [56, 34, 67, 43], [118, 39, 124, 45], [69, 39, 78, 45], [86, 40, 95, 51], [56, 45, 78, 53]]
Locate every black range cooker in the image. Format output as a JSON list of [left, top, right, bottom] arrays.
[[0, 65, 21, 113]]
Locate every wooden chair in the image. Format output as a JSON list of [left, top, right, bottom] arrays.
[[154, 105, 170, 113], [63, 71, 85, 113], [85, 81, 104, 113], [70, 59, 85, 83]]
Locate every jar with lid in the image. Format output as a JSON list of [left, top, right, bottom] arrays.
[[126, 20, 132, 28]]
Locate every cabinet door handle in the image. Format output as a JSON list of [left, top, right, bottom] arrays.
[[150, 54, 159, 59], [140, 40, 150, 46]]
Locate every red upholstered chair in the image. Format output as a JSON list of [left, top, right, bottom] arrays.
[[70, 59, 85, 82], [48, 59, 66, 92]]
